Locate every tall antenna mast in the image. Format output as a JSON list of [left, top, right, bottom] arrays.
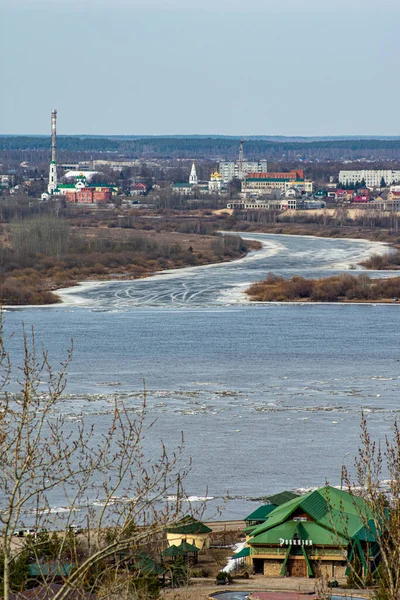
[[48, 109, 58, 194], [238, 138, 244, 179], [51, 108, 57, 163]]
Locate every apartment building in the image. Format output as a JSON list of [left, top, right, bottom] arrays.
[[339, 170, 400, 187], [219, 159, 268, 183]]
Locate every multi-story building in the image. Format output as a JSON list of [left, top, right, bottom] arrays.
[[92, 159, 141, 170], [339, 170, 400, 187], [44, 174, 117, 203], [242, 170, 313, 197], [218, 139, 267, 183], [65, 186, 113, 204], [219, 159, 268, 183], [60, 162, 91, 172]]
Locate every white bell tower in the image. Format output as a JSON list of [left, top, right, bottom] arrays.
[[189, 162, 198, 185]]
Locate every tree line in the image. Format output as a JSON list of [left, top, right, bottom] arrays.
[[4, 136, 400, 160]]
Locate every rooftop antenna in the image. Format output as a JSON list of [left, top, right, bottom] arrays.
[[238, 138, 244, 179]]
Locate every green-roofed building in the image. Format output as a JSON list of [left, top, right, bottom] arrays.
[[166, 517, 212, 551], [243, 486, 379, 580], [244, 492, 299, 529], [244, 504, 277, 528], [27, 563, 74, 579], [162, 541, 200, 564], [133, 552, 165, 576], [244, 491, 298, 534]]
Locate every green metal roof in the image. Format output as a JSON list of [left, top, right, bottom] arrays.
[[248, 486, 374, 543], [28, 563, 73, 577], [244, 504, 276, 522], [250, 519, 348, 547], [166, 516, 212, 535], [243, 525, 257, 534], [162, 541, 199, 557], [56, 183, 117, 190], [232, 546, 251, 559], [134, 552, 165, 575]]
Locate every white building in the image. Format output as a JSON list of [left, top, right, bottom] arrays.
[[60, 162, 91, 171], [339, 170, 400, 187], [218, 139, 267, 182], [219, 160, 268, 183], [227, 198, 325, 211], [63, 170, 99, 181]]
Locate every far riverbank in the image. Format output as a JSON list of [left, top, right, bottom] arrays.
[[0, 224, 260, 306], [246, 272, 400, 304]]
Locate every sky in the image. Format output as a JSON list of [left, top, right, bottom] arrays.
[[1, 0, 399, 136]]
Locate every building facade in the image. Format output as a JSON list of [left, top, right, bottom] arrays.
[[219, 160, 268, 183], [238, 486, 378, 580], [65, 187, 112, 204], [218, 139, 267, 183], [166, 517, 212, 551], [339, 170, 400, 187], [241, 170, 313, 197], [227, 199, 325, 211], [50, 174, 117, 203]]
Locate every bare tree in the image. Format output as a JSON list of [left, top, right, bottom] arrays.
[[340, 413, 400, 600], [0, 322, 193, 600]]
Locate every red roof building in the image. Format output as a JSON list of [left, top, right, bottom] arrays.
[[66, 187, 112, 204], [131, 182, 147, 195]]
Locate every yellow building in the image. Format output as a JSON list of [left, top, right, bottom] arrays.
[[166, 517, 212, 551]]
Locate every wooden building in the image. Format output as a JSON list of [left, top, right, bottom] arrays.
[[241, 486, 378, 580]]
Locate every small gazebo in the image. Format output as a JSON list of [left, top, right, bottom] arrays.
[[162, 541, 199, 564]]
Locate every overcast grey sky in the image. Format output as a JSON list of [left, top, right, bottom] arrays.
[[1, 0, 398, 136]]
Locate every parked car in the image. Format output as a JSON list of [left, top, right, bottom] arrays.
[[68, 524, 82, 535], [13, 528, 37, 538]]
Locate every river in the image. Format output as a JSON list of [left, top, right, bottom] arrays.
[[5, 233, 400, 520]]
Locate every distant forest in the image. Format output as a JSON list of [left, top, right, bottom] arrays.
[[3, 136, 400, 160]]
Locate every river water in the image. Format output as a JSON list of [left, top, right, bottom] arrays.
[[5, 234, 400, 520]]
